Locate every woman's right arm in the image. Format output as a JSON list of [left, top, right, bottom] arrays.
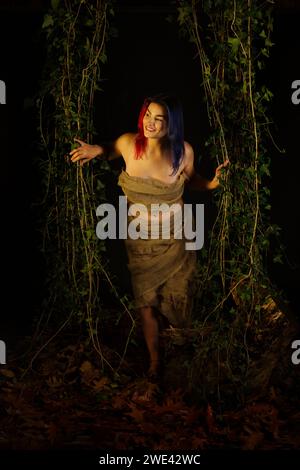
[[69, 133, 134, 166]]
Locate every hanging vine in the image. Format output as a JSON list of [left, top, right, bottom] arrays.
[[35, 0, 134, 369], [175, 0, 279, 400]]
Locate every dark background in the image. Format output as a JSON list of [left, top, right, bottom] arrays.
[[0, 0, 299, 344]]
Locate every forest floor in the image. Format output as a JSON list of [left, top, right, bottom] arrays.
[[0, 320, 299, 467]]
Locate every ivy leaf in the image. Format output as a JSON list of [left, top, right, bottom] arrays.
[[86, 229, 96, 240], [51, 0, 60, 10], [273, 254, 283, 264], [177, 5, 191, 25], [100, 52, 107, 64], [262, 48, 269, 57], [96, 180, 105, 190], [260, 163, 270, 176], [228, 37, 240, 54], [42, 14, 54, 29], [85, 37, 90, 52], [265, 38, 274, 47]]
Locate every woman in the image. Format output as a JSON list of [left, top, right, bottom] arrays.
[[70, 94, 228, 379]]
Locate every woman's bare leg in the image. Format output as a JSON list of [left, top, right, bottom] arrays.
[[139, 306, 160, 376]]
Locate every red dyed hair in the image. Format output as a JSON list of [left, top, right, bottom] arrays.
[[134, 98, 150, 160]]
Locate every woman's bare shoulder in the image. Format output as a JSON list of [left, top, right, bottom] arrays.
[[116, 132, 137, 145], [180, 141, 195, 179], [182, 141, 194, 165], [115, 133, 137, 155], [183, 141, 194, 156]]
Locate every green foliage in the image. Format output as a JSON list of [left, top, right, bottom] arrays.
[[176, 0, 279, 400], [36, 0, 134, 367]]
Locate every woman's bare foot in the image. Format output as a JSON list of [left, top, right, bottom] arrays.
[[147, 359, 160, 382], [148, 359, 159, 374]]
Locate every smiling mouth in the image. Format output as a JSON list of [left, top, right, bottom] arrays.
[[145, 127, 156, 132]]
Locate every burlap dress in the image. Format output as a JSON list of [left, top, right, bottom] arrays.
[[118, 170, 197, 328]]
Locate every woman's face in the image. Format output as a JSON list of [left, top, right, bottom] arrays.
[[143, 102, 168, 139]]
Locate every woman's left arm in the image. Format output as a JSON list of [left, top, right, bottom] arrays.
[[183, 142, 229, 191]]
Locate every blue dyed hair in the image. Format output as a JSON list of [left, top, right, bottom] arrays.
[[135, 93, 185, 176]]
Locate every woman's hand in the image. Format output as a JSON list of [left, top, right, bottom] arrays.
[[208, 159, 230, 190], [69, 138, 103, 166]]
